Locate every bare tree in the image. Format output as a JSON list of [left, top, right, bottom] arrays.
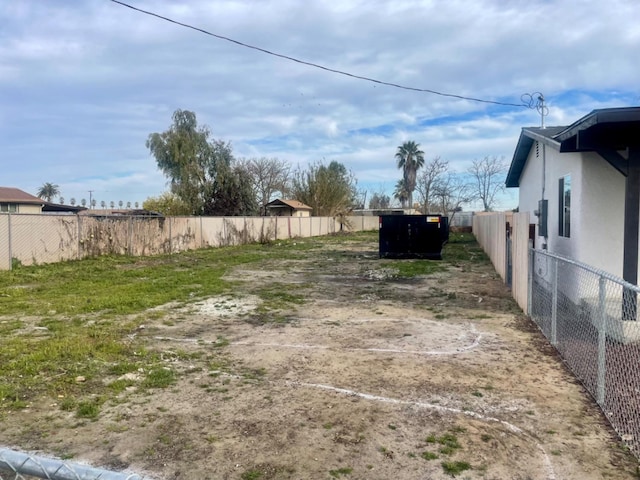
[[415, 156, 449, 214], [432, 173, 475, 224], [240, 157, 290, 215], [468, 155, 508, 211]]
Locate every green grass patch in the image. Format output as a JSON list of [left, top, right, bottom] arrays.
[[387, 260, 446, 277], [329, 467, 353, 477], [441, 460, 471, 476], [421, 451, 438, 460], [142, 368, 176, 389]]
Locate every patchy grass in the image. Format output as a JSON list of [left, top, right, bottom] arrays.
[[329, 467, 353, 477], [441, 460, 471, 476]]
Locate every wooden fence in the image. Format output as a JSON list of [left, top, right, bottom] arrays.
[[473, 211, 531, 312]]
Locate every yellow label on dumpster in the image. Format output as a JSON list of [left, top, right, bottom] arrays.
[[426, 216, 440, 223]]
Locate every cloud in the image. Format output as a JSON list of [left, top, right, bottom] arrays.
[[1, 0, 638, 209]]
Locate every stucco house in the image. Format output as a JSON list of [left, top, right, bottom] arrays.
[[0, 187, 44, 214], [506, 107, 640, 285], [265, 199, 313, 217]]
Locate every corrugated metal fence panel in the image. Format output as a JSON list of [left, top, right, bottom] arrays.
[[512, 212, 531, 312]]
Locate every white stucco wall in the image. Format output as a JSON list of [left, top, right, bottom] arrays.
[[579, 153, 625, 277], [517, 139, 628, 279]]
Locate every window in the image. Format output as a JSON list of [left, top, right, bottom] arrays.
[[0, 203, 17, 213], [559, 175, 570, 238]]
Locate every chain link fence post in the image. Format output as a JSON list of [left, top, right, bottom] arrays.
[[550, 257, 558, 346], [597, 275, 607, 405]]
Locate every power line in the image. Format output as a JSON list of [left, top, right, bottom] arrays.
[[109, 0, 528, 108]]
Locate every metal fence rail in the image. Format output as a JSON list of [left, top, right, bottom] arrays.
[[0, 448, 150, 480], [529, 249, 640, 457]]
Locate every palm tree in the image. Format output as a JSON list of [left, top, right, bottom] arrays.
[[101, 200, 106, 209], [395, 141, 425, 210], [80, 198, 87, 207], [91, 199, 97, 209], [126, 201, 131, 209], [110, 201, 115, 209], [59, 197, 65, 205], [134, 201, 139, 209], [118, 200, 123, 208], [37, 183, 60, 203], [393, 179, 410, 208], [70, 198, 76, 206]]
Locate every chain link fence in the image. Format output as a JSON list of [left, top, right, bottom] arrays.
[[0, 448, 150, 480], [529, 248, 640, 457]]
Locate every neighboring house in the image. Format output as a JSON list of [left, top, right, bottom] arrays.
[[506, 107, 640, 283], [265, 199, 313, 217], [42, 203, 86, 214], [0, 186, 44, 214]]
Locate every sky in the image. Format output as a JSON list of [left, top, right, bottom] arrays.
[[1, 0, 638, 210]]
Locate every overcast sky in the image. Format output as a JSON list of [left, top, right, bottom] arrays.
[[1, 0, 638, 210]]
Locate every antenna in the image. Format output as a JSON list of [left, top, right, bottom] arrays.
[[521, 92, 549, 128]]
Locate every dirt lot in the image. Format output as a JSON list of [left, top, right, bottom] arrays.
[[1, 233, 639, 479]]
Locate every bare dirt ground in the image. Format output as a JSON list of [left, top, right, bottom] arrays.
[[2, 234, 639, 479]]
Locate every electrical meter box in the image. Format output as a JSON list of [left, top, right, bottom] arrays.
[[379, 215, 449, 260]]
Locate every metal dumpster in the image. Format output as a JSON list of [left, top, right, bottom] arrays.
[[379, 215, 449, 260]]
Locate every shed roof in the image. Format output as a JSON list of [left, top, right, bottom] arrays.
[[0, 187, 45, 205], [265, 199, 313, 210]]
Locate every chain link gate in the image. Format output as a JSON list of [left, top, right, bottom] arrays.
[[529, 249, 640, 457], [0, 448, 150, 480]]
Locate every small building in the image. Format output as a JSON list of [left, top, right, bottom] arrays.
[[506, 106, 640, 282], [265, 199, 313, 217], [0, 187, 44, 214]]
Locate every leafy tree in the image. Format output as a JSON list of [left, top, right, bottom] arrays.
[[135, 201, 139, 209], [393, 179, 410, 208], [118, 200, 123, 208], [100, 200, 106, 208], [416, 156, 449, 214], [143, 192, 192, 216], [291, 161, 357, 217], [37, 182, 60, 202], [59, 196, 64, 205], [369, 192, 391, 210], [240, 157, 290, 215], [91, 199, 97, 208], [395, 141, 424, 209], [468, 155, 508, 211], [147, 109, 248, 215], [110, 201, 115, 209], [205, 163, 258, 216], [80, 198, 87, 207], [126, 201, 131, 209], [70, 198, 76, 206]]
